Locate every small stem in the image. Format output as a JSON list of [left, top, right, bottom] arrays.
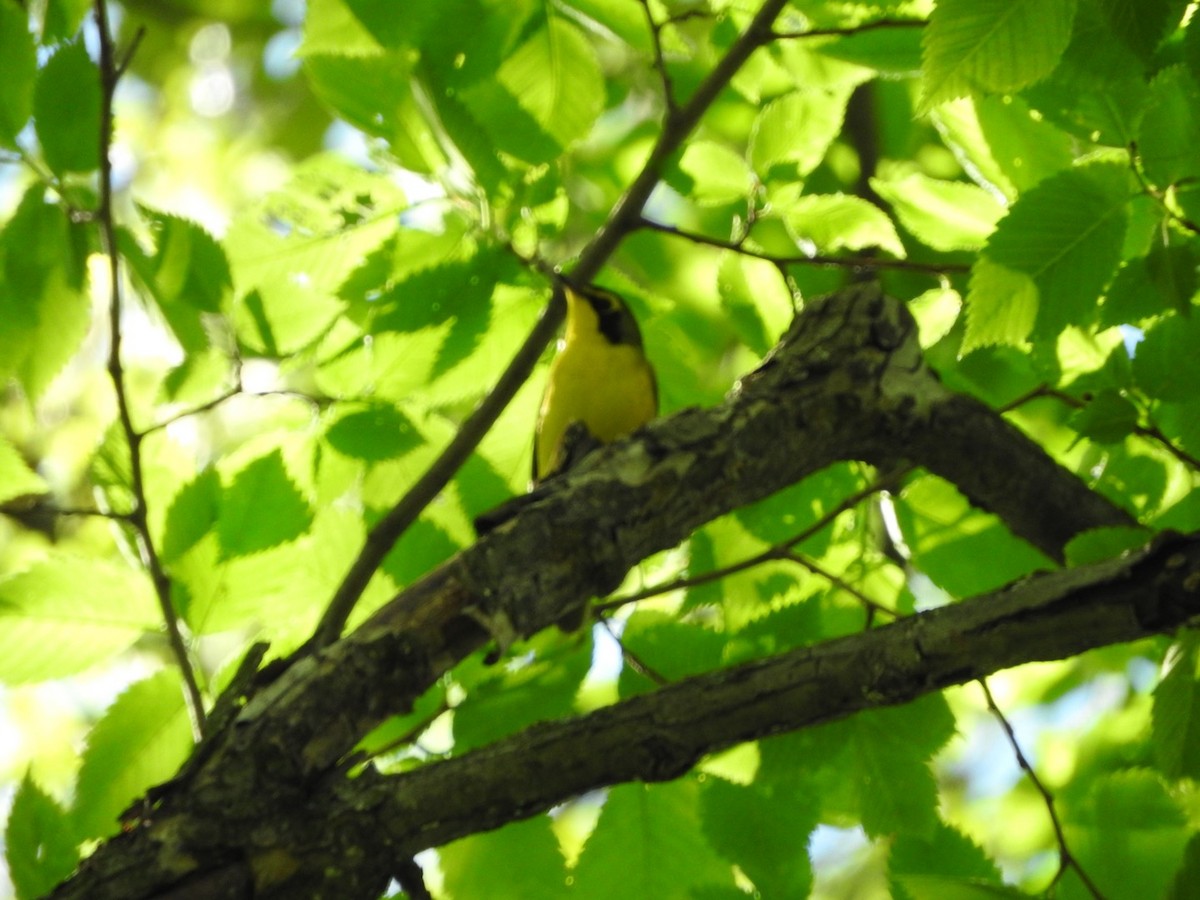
[[638, 219, 970, 276], [979, 679, 1107, 900], [94, 0, 206, 739]]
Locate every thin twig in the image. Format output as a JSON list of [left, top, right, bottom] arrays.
[[636, 0, 678, 112], [307, 0, 796, 650], [1002, 384, 1200, 472], [638, 218, 970, 275], [1128, 142, 1200, 235], [595, 470, 900, 614], [771, 18, 927, 40], [598, 618, 670, 687], [978, 679, 1108, 900], [784, 552, 899, 619], [93, 0, 206, 739]]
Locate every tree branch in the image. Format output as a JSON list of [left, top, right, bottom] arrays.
[[51, 280, 1138, 898], [56, 529, 1200, 898]]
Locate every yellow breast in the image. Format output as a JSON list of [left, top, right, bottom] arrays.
[[534, 289, 658, 482]]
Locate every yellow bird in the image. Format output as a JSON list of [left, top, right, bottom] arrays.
[[533, 284, 658, 483]]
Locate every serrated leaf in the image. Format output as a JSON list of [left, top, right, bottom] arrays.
[[33, 40, 101, 174], [1062, 769, 1189, 900], [679, 140, 752, 205], [1064, 526, 1150, 567], [910, 287, 962, 348], [717, 253, 794, 356], [0, 436, 48, 504], [139, 209, 233, 312], [701, 777, 816, 898], [1145, 240, 1200, 315], [962, 257, 1038, 352], [72, 669, 195, 840], [441, 816, 566, 900], [452, 636, 592, 752], [890, 821, 1004, 900], [1097, 0, 1190, 62], [216, 449, 312, 558], [0, 557, 158, 683], [0, 1, 37, 145], [783, 193, 905, 257], [572, 782, 735, 899], [872, 173, 1004, 251], [6, 774, 79, 900], [1152, 635, 1200, 780], [980, 163, 1128, 339], [1068, 389, 1138, 445], [324, 402, 423, 461], [1133, 314, 1200, 402], [464, 16, 602, 158], [226, 154, 404, 355], [1139, 67, 1200, 190], [0, 189, 91, 399], [749, 88, 850, 179], [160, 468, 221, 564], [851, 697, 955, 838], [920, 0, 1076, 110]]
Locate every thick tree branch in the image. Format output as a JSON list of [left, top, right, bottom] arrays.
[[51, 283, 1136, 899]]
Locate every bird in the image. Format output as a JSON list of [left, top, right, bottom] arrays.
[[533, 283, 658, 483]]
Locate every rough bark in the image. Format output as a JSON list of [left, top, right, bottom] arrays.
[[51, 284, 1142, 899]]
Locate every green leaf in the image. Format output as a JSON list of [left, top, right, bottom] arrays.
[[451, 635, 592, 752], [851, 697, 955, 839], [72, 669, 195, 840], [0, 436, 48, 504], [962, 257, 1038, 352], [678, 140, 753, 206], [1138, 66, 1200, 191], [920, 0, 1077, 110], [716, 253, 794, 357], [1061, 769, 1189, 900], [1133, 314, 1200, 402], [1063, 525, 1150, 567], [0, 188, 92, 399], [324, 403, 423, 462], [979, 163, 1129, 340], [0, 556, 158, 683], [0, 1, 36, 145], [1021, 2, 1149, 147], [1068, 389, 1138, 445], [815, 23, 925, 75], [441, 816, 566, 900], [6, 774, 79, 900], [701, 777, 816, 898], [749, 88, 851, 179], [42, 0, 92, 43], [1167, 833, 1200, 900], [572, 781, 735, 899], [889, 821, 1004, 900], [1145, 239, 1200, 315], [1096, 0, 1190, 62], [225, 154, 404, 355], [783, 193, 905, 257], [972, 94, 1075, 192], [463, 15, 603, 160], [1151, 634, 1200, 781], [33, 40, 101, 174], [216, 449, 313, 558], [894, 475, 1052, 595], [161, 468, 221, 564], [871, 173, 1004, 251]]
